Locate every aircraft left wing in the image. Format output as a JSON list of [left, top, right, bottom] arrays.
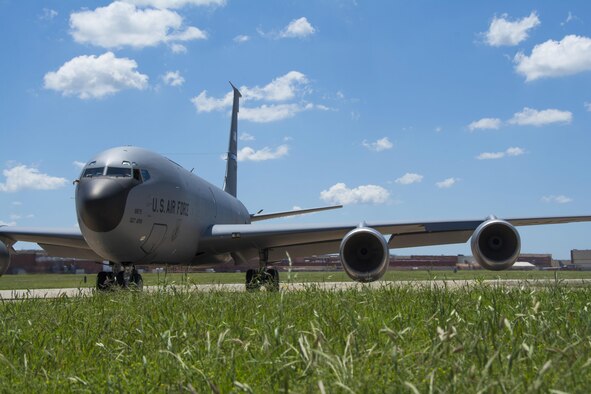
[[199, 215, 591, 262], [0, 226, 102, 260]]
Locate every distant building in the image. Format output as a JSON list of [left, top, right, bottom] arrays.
[[571, 250, 591, 270]]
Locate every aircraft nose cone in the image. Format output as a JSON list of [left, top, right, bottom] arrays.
[[76, 178, 136, 232]]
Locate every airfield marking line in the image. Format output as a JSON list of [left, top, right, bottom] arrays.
[[1, 279, 590, 300]]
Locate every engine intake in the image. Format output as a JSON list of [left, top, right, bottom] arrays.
[[340, 227, 389, 282], [0, 241, 10, 276], [471, 219, 520, 271]]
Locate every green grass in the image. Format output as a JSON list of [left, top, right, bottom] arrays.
[[2, 270, 591, 290], [0, 283, 590, 392]]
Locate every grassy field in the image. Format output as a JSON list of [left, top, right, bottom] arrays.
[[0, 282, 590, 392], [2, 270, 591, 290]]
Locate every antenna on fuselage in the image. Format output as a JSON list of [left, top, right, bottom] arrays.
[[224, 82, 241, 197]]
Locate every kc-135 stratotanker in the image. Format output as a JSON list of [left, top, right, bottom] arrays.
[[1, 84, 591, 290]]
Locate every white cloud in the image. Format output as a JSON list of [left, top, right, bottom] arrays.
[[239, 132, 255, 141], [280, 17, 316, 39], [436, 178, 459, 189], [40, 8, 58, 21], [191, 72, 320, 122], [0, 220, 16, 227], [514, 35, 591, 81], [468, 117, 502, 131], [320, 183, 389, 205], [73, 161, 86, 169], [241, 71, 308, 102], [362, 137, 393, 152], [234, 35, 250, 43], [542, 195, 573, 204], [237, 145, 289, 162], [44, 52, 148, 99], [485, 12, 540, 47], [170, 43, 187, 53], [508, 107, 572, 126], [585, 102, 591, 112], [162, 70, 185, 86], [395, 173, 423, 185], [240, 104, 306, 123], [124, 0, 226, 8], [0, 165, 68, 193], [505, 147, 525, 156], [70, 2, 207, 49], [435, 126, 443, 133], [477, 147, 525, 160]]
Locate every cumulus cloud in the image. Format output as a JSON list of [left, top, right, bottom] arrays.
[[320, 183, 389, 205], [514, 35, 591, 81], [468, 117, 502, 131], [70, 2, 207, 49], [485, 12, 540, 47], [436, 178, 459, 189], [508, 107, 572, 126], [477, 147, 525, 160], [170, 43, 187, 53], [162, 70, 185, 86], [542, 195, 573, 204], [0, 165, 68, 192], [280, 17, 316, 38], [44, 52, 148, 99], [237, 145, 289, 162], [0, 220, 16, 226], [124, 0, 226, 8], [191, 71, 323, 122], [362, 137, 393, 152], [395, 173, 423, 185]]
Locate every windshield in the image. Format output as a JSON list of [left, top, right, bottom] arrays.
[[106, 167, 132, 178], [82, 167, 105, 178]]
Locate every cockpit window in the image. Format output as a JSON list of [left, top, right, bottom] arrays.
[[141, 169, 151, 181], [106, 167, 132, 178], [83, 167, 105, 178]]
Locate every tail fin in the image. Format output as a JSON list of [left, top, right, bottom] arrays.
[[224, 82, 241, 197]]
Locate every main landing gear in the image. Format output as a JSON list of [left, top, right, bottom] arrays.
[[96, 263, 143, 291], [245, 249, 280, 291]]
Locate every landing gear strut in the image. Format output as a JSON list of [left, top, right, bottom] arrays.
[[245, 249, 280, 291], [96, 263, 143, 291]]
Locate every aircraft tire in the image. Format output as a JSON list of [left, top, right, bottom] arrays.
[[130, 271, 143, 290], [266, 268, 280, 292], [245, 269, 259, 291], [96, 271, 114, 291]]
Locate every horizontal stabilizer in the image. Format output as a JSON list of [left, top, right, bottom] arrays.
[[250, 205, 343, 222]]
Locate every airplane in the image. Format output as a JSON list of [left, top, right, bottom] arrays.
[[1, 83, 591, 291]]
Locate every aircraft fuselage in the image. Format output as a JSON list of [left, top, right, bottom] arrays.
[[75, 146, 250, 264]]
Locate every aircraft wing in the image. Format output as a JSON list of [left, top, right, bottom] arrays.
[[0, 226, 102, 260], [199, 215, 591, 261]]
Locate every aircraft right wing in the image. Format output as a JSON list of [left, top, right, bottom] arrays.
[[198, 215, 591, 263]]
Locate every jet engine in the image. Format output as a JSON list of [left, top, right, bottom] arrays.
[[340, 227, 389, 282], [470, 218, 520, 271], [0, 241, 10, 276]]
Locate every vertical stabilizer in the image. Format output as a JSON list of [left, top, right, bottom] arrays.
[[224, 82, 241, 197]]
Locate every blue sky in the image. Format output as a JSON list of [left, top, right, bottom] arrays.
[[1, 1, 591, 258]]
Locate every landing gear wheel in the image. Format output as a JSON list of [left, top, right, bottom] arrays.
[[265, 268, 279, 292], [130, 271, 143, 290], [96, 271, 115, 291], [246, 269, 260, 291]]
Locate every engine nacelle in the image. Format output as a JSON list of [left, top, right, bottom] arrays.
[[471, 219, 521, 271], [340, 227, 389, 282], [0, 241, 11, 276]]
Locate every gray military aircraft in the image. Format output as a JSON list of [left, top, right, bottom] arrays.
[[1, 84, 591, 290]]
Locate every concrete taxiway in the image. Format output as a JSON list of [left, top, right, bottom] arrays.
[[1, 279, 590, 300]]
